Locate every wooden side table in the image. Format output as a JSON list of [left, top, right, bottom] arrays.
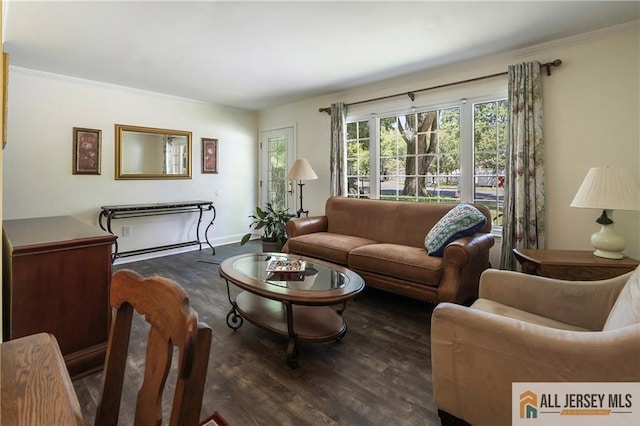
[[512, 249, 639, 281]]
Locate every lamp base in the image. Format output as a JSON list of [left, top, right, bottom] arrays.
[[296, 182, 308, 218], [593, 249, 624, 260], [590, 221, 625, 260]]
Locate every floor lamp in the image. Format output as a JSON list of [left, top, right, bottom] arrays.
[[286, 159, 318, 217]]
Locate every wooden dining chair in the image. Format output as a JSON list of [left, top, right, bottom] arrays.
[[95, 269, 212, 426]]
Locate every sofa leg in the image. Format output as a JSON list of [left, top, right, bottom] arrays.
[[438, 409, 471, 426]]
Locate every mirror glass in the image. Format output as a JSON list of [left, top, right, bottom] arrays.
[[115, 124, 192, 179]]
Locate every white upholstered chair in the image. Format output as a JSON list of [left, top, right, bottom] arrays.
[[431, 266, 640, 426]]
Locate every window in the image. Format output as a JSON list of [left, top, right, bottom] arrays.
[[346, 121, 370, 198], [346, 97, 506, 228], [473, 100, 507, 228]]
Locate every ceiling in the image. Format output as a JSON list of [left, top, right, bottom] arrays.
[[4, 1, 639, 111]]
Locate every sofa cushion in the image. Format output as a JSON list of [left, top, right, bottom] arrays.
[[603, 266, 640, 331], [349, 243, 443, 287], [286, 232, 377, 265], [424, 203, 487, 257]]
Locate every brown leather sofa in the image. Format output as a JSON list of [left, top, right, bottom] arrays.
[[283, 197, 495, 304]]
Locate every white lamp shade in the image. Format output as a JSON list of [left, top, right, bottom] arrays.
[[286, 159, 318, 181], [570, 166, 640, 211]]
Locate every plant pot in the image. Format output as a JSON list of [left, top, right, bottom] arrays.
[[261, 239, 281, 253]]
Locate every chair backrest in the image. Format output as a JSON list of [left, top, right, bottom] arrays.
[[603, 265, 640, 331], [95, 269, 212, 426]]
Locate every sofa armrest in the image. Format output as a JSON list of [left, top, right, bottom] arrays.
[[437, 233, 494, 303], [478, 269, 631, 330], [285, 216, 328, 238], [443, 233, 494, 266], [431, 302, 640, 426]]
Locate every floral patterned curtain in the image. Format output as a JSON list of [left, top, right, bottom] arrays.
[[330, 102, 347, 197], [500, 62, 546, 270]]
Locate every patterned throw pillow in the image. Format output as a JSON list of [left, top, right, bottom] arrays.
[[424, 203, 487, 257]]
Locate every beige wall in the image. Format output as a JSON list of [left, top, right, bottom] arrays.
[[260, 24, 640, 261], [3, 69, 259, 260], [543, 28, 639, 259]]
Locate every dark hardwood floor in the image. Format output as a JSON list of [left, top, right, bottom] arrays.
[[72, 241, 441, 425]]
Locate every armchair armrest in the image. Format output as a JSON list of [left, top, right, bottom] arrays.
[[431, 302, 640, 426], [285, 216, 328, 238], [478, 269, 631, 330]]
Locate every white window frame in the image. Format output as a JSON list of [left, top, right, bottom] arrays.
[[346, 90, 507, 234]]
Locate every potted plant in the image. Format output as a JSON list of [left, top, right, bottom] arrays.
[[240, 202, 296, 252]]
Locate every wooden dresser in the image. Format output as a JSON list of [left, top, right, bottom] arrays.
[[2, 216, 117, 378]]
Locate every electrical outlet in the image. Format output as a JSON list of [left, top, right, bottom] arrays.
[[122, 225, 131, 237]]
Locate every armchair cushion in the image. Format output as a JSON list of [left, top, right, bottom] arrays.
[[604, 265, 640, 330], [424, 203, 487, 256]]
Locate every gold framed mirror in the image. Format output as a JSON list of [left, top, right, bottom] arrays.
[[115, 124, 192, 180]]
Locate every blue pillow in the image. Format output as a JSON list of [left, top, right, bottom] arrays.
[[424, 204, 487, 257]]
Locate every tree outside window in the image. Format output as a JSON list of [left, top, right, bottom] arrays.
[[346, 97, 506, 227]]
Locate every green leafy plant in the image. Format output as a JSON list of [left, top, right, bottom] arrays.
[[240, 202, 296, 249]]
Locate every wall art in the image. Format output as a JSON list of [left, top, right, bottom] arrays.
[[202, 138, 218, 174], [73, 127, 102, 175]]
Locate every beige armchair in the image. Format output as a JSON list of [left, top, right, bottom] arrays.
[[431, 266, 640, 426]]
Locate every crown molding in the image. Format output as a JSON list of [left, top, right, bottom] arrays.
[[511, 20, 639, 58], [9, 66, 211, 105], [8, 20, 637, 109]]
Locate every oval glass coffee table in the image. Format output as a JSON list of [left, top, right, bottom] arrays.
[[219, 253, 365, 368]]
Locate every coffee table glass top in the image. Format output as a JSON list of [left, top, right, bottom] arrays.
[[230, 254, 348, 291]]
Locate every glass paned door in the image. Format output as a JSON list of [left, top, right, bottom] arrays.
[[260, 127, 295, 212]]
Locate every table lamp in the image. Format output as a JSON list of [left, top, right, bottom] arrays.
[[570, 166, 640, 259], [286, 159, 318, 217]]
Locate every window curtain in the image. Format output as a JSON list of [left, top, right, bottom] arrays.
[[330, 102, 347, 197], [500, 62, 546, 270]]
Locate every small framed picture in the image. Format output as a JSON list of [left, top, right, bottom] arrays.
[[73, 127, 101, 175], [202, 138, 218, 174]]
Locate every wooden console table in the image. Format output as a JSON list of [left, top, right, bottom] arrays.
[[1, 333, 85, 425], [513, 248, 639, 281], [99, 200, 216, 261]]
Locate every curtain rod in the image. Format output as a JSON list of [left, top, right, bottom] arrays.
[[318, 59, 562, 114]]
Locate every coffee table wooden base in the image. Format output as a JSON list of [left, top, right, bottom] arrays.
[[229, 291, 347, 368], [219, 253, 364, 368]]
